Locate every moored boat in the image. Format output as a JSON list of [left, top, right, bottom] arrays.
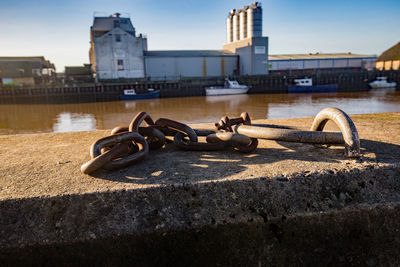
[[287, 78, 338, 93], [120, 88, 160, 100], [369, 77, 397, 89], [205, 79, 249, 96]]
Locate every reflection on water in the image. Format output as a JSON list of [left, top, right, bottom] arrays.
[[1, 90, 399, 135], [53, 113, 97, 133]]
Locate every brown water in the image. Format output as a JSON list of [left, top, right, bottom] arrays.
[[1, 90, 400, 135]]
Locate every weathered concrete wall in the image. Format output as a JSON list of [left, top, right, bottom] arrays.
[[1, 113, 400, 265]]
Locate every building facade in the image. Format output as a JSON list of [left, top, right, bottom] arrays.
[[268, 53, 377, 74], [144, 50, 238, 81], [0, 56, 56, 86], [89, 13, 147, 80], [65, 64, 94, 84]]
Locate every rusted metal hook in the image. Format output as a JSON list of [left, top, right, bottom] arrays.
[[232, 108, 360, 158], [310, 107, 360, 158]]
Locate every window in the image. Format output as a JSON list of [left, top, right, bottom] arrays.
[[115, 34, 121, 42], [113, 20, 120, 28], [117, 59, 124, 70]]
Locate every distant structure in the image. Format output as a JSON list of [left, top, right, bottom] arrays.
[[0, 56, 56, 86], [375, 42, 400, 71], [65, 64, 94, 84], [89, 13, 148, 80], [89, 3, 269, 81], [223, 2, 269, 75], [268, 53, 377, 74], [225, 2, 262, 43]]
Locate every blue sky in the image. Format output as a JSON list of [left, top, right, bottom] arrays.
[[1, 0, 399, 71]]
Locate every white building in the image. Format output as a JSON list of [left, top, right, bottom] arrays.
[[89, 13, 147, 80]]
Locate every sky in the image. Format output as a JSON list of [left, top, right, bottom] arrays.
[[0, 0, 399, 72]]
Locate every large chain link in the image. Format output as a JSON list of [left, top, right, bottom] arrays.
[[81, 111, 259, 174], [81, 108, 359, 175]]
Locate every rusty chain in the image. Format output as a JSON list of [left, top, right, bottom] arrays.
[[81, 108, 360, 174]]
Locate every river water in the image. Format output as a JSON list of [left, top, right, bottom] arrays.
[[1, 90, 399, 135]]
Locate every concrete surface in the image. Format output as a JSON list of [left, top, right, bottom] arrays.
[[1, 112, 400, 266]]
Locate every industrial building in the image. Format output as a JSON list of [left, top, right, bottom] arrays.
[[268, 53, 377, 74], [144, 50, 238, 80], [89, 3, 269, 81], [64, 64, 94, 84], [223, 2, 268, 75], [0, 56, 56, 86], [89, 13, 148, 80], [375, 42, 400, 71]]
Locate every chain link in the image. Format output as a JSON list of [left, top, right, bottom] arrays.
[[81, 108, 360, 174]]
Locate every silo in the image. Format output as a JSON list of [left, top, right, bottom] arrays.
[[246, 6, 253, 38], [247, 2, 262, 38], [232, 10, 239, 42], [226, 14, 233, 43], [252, 2, 262, 37], [239, 9, 247, 40]]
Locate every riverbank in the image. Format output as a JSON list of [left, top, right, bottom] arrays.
[[1, 113, 400, 265], [1, 70, 399, 104]]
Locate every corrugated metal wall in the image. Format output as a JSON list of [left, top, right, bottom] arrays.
[[145, 56, 238, 80], [270, 57, 377, 72]]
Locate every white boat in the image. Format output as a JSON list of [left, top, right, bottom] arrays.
[[205, 79, 249, 96], [369, 77, 397, 89]]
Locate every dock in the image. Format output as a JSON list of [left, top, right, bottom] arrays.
[[1, 113, 400, 265], [0, 70, 399, 103]]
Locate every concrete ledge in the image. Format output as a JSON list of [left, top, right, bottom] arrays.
[[1, 113, 400, 265], [2, 204, 400, 266]]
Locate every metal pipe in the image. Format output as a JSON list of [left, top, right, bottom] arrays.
[[233, 125, 344, 144], [233, 107, 360, 158]]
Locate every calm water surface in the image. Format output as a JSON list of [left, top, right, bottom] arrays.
[[1, 90, 400, 135]]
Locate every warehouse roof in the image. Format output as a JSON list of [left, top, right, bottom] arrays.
[[145, 50, 237, 57], [0, 56, 55, 69], [0, 56, 46, 61], [377, 42, 400, 61], [269, 53, 377, 60]]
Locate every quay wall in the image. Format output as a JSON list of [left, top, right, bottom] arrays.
[[1, 113, 400, 265], [0, 70, 399, 103]]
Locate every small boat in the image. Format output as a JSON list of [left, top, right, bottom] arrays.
[[287, 78, 338, 93], [205, 79, 249, 96], [369, 77, 397, 89], [120, 88, 160, 100]]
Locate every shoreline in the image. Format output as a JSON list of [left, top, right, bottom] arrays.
[[1, 69, 399, 104], [1, 112, 400, 265]]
